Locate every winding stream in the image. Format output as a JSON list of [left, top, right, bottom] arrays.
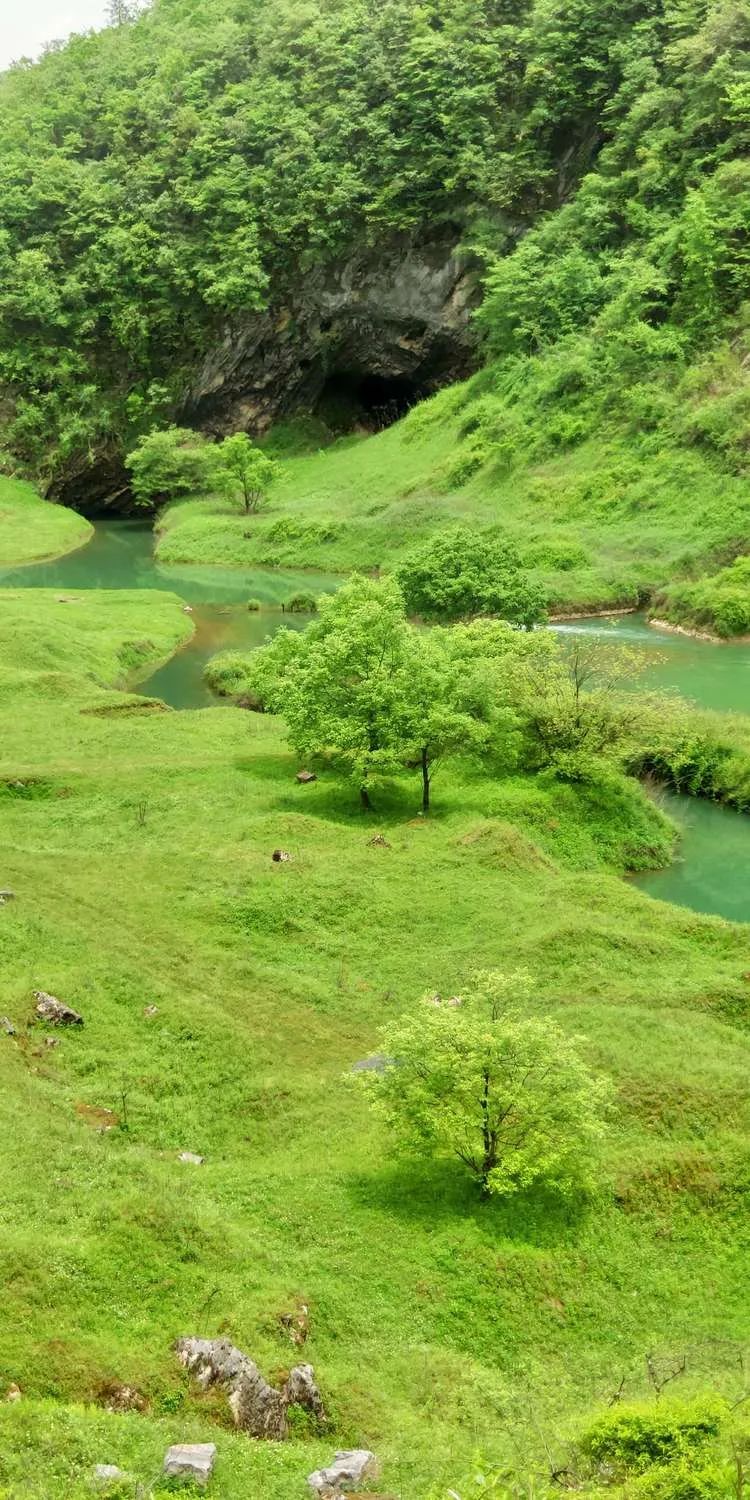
[[3, 520, 750, 921]]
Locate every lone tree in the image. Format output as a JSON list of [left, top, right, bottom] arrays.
[[359, 970, 609, 1198], [396, 526, 547, 627], [217, 432, 280, 514], [245, 576, 518, 810]]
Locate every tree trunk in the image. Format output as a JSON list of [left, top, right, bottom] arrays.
[[360, 784, 373, 811], [479, 1067, 495, 1197], [421, 747, 430, 813]]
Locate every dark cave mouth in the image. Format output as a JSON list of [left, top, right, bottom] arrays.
[[314, 370, 430, 433]]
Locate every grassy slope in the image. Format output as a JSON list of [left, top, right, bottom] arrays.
[[1, 579, 750, 1496], [154, 374, 750, 617], [0, 477, 92, 565]]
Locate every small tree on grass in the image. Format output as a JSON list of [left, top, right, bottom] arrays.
[[126, 426, 221, 507], [360, 970, 609, 1198], [245, 577, 518, 810], [396, 526, 547, 626], [216, 432, 280, 513]]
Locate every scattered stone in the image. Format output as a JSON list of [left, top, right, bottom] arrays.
[[272, 849, 292, 863], [182, 604, 194, 613], [307, 1450, 376, 1494], [5, 1384, 21, 1403], [178, 1151, 204, 1165], [45, 1036, 60, 1049], [93, 1465, 127, 1484], [144, 1004, 159, 1017], [296, 770, 317, 784], [163, 1443, 216, 1486], [0, 889, 15, 903], [367, 834, 391, 848], [279, 1299, 310, 1347], [175, 1336, 325, 1439], [0, 1017, 16, 1036], [34, 991, 83, 1026], [445, 995, 463, 1007], [351, 1054, 391, 1074], [98, 1380, 147, 1414]]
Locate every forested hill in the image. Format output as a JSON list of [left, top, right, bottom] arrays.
[[0, 0, 748, 498]]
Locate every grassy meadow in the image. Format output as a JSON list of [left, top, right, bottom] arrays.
[[154, 355, 750, 627], [1, 522, 750, 1496], [0, 478, 92, 566]]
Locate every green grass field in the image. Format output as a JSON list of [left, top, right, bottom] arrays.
[[1, 555, 750, 1497], [0, 477, 92, 566], [154, 367, 750, 627]]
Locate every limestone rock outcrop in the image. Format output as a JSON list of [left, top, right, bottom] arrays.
[[175, 1336, 325, 1439]]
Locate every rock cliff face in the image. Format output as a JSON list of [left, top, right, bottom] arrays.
[[182, 237, 478, 435], [56, 236, 477, 511]]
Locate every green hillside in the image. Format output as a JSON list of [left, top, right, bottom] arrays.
[[1, 566, 750, 1498], [0, 477, 92, 566], [2, 0, 750, 1493]]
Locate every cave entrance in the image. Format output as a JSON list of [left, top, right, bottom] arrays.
[[314, 370, 425, 434]]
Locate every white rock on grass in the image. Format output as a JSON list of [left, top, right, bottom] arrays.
[[307, 1450, 376, 1494], [178, 1151, 205, 1165], [163, 1443, 217, 1485], [93, 1465, 127, 1484]]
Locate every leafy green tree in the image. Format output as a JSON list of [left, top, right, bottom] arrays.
[[395, 528, 547, 626], [216, 433, 280, 514], [360, 970, 609, 1198], [126, 427, 220, 507], [247, 575, 412, 809], [398, 628, 517, 811], [511, 635, 671, 770], [245, 576, 515, 810]]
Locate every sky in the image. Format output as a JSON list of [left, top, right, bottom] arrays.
[[0, 2, 110, 71]]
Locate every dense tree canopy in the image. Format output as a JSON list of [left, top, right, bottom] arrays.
[[3, 0, 745, 487]]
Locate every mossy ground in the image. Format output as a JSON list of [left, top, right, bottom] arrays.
[[0, 478, 92, 566], [1, 561, 750, 1497]]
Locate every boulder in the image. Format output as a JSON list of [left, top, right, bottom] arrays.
[[34, 991, 83, 1026], [93, 1465, 127, 1484], [351, 1055, 391, 1074], [5, 1384, 21, 1403], [178, 1151, 205, 1165], [0, 890, 15, 903], [367, 834, 391, 848], [307, 1450, 376, 1494], [0, 1017, 16, 1036], [296, 770, 317, 784], [163, 1443, 216, 1486], [272, 849, 292, 863], [175, 1336, 325, 1439]]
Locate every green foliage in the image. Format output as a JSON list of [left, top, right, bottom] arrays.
[[658, 558, 750, 638], [581, 1397, 726, 1473], [395, 527, 547, 626], [360, 969, 610, 1197], [216, 433, 280, 514], [283, 591, 318, 613], [126, 427, 220, 509], [245, 575, 524, 807]]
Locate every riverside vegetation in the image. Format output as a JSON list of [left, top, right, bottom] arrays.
[[2, 0, 750, 1496]]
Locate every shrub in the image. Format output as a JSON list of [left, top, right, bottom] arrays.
[[395, 526, 547, 626], [247, 598, 262, 611], [581, 1397, 727, 1474], [284, 591, 318, 613]]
